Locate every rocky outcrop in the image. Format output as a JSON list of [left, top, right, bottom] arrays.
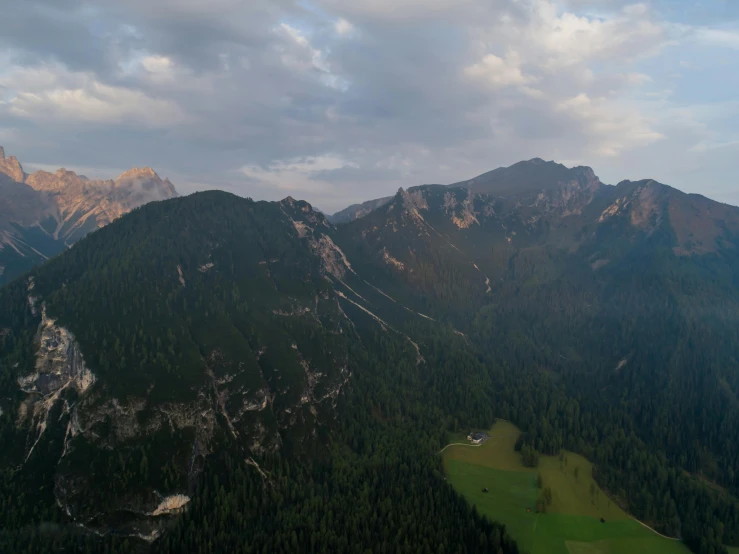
[[150, 495, 191, 516], [16, 301, 96, 462], [0, 147, 26, 183], [0, 146, 178, 285], [282, 198, 355, 280]]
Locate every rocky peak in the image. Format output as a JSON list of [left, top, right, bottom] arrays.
[[0, 146, 27, 183], [457, 158, 603, 198], [0, 147, 180, 285], [115, 167, 159, 183], [113, 167, 178, 202], [280, 197, 331, 230]]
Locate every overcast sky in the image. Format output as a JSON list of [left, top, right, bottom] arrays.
[[1, 0, 737, 213]]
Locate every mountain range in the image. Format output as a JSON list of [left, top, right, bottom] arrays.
[[0, 146, 178, 286], [0, 154, 738, 553]]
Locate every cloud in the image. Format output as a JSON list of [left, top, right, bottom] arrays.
[[692, 28, 739, 50], [2, 63, 188, 127], [0, 0, 737, 211], [690, 140, 739, 153], [464, 52, 535, 88], [334, 18, 355, 36], [240, 154, 357, 193], [555, 93, 664, 156]]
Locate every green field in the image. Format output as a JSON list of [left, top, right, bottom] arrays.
[[442, 421, 691, 554]]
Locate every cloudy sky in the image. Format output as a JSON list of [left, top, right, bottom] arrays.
[[1, 0, 737, 212]]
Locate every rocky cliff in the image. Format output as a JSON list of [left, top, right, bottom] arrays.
[[0, 146, 178, 285]]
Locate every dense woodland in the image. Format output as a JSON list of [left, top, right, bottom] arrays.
[[1, 187, 739, 554]]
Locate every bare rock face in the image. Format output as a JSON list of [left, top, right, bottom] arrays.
[[16, 296, 96, 463], [18, 305, 96, 397], [0, 146, 179, 284], [0, 150, 26, 183], [24, 165, 178, 244]]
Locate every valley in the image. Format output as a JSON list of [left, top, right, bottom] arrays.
[[443, 420, 691, 554]]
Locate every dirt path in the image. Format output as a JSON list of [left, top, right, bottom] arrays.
[[438, 433, 519, 454], [438, 442, 482, 454], [631, 517, 680, 541]]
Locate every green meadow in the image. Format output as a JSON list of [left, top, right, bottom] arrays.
[[442, 420, 691, 554]]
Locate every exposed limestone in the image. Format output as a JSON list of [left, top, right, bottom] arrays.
[[398, 188, 428, 229], [27, 287, 38, 316], [293, 219, 310, 238], [237, 388, 272, 414], [336, 291, 387, 331], [285, 208, 354, 279], [0, 148, 26, 182], [315, 235, 355, 279], [630, 183, 664, 231], [150, 495, 190, 516], [336, 291, 423, 366], [405, 189, 429, 211], [199, 262, 214, 272], [19, 305, 95, 397], [246, 457, 271, 481], [444, 190, 479, 229], [16, 305, 96, 462], [382, 247, 405, 270], [177, 265, 186, 287], [134, 530, 162, 543], [599, 198, 627, 222]]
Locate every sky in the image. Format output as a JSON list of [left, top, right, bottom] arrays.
[[0, 0, 737, 213]]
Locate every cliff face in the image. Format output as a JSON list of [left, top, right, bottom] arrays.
[[0, 147, 178, 285], [0, 147, 26, 183]]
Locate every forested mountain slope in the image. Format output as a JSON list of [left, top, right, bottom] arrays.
[[0, 191, 519, 553], [0, 146, 178, 285], [334, 161, 739, 553]]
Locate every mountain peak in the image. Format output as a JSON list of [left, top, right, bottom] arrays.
[[457, 158, 601, 197], [0, 149, 179, 285], [116, 166, 160, 182], [0, 146, 26, 183]]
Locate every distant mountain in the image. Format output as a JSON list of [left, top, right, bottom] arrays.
[[451, 157, 600, 196], [327, 195, 393, 224], [0, 146, 178, 285], [330, 158, 739, 259]]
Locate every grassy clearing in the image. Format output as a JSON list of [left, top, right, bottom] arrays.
[[442, 420, 691, 554]]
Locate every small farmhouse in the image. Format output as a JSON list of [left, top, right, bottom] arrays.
[[466, 431, 488, 444]]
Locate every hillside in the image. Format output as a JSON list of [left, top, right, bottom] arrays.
[[0, 146, 178, 285], [1, 159, 739, 553], [333, 160, 739, 552], [0, 191, 519, 552]]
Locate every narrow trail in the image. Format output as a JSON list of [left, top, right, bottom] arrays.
[[438, 434, 518, 454], [438, 442, 482, 454], [631, 517, 680, 541]]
